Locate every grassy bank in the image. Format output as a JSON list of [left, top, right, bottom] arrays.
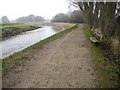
[[83, 24, 118, 88], [1, 23, 40, 39], [2, 24, 78, 74]]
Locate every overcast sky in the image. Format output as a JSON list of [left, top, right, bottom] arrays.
[[0, 0, 78, 20]]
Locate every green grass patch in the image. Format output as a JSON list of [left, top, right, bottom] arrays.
[[0, 23, 36, 29], [83, 24, 118, 88], [53, 22, 73, 26], [2, 24, 78, 73]]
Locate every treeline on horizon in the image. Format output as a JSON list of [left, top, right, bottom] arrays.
[[1, 10, 84, 24], [1, 14, 45, 23], [51, 10, 84, 23]]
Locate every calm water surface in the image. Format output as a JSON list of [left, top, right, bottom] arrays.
[[0, 26, 60, 58]]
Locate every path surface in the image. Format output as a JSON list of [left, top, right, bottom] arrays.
[[3, 24, 96, 88]]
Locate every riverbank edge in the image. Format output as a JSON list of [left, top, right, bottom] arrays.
[[83, 24, 118, 88], [1, 23, 41, 40], [2, 24, 78, 73]]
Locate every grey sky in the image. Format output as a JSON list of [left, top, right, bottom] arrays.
[[0, 0, 78, 20]]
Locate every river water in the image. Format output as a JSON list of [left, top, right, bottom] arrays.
[[0, 26, 60, 58]]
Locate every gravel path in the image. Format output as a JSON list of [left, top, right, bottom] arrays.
[[3, 24, 96, 88]]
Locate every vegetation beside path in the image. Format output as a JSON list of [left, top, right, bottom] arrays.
[[3, 23, 118, 88], [83, 24, 119, 88], [2, 23, 78, 74]]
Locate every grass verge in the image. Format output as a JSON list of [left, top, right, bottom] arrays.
[[2, 24, 78, 73], [83, 24, 118, 88]]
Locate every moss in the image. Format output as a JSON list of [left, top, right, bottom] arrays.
[[83, 24, 118, 88], [3, 66, 16, 72]]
